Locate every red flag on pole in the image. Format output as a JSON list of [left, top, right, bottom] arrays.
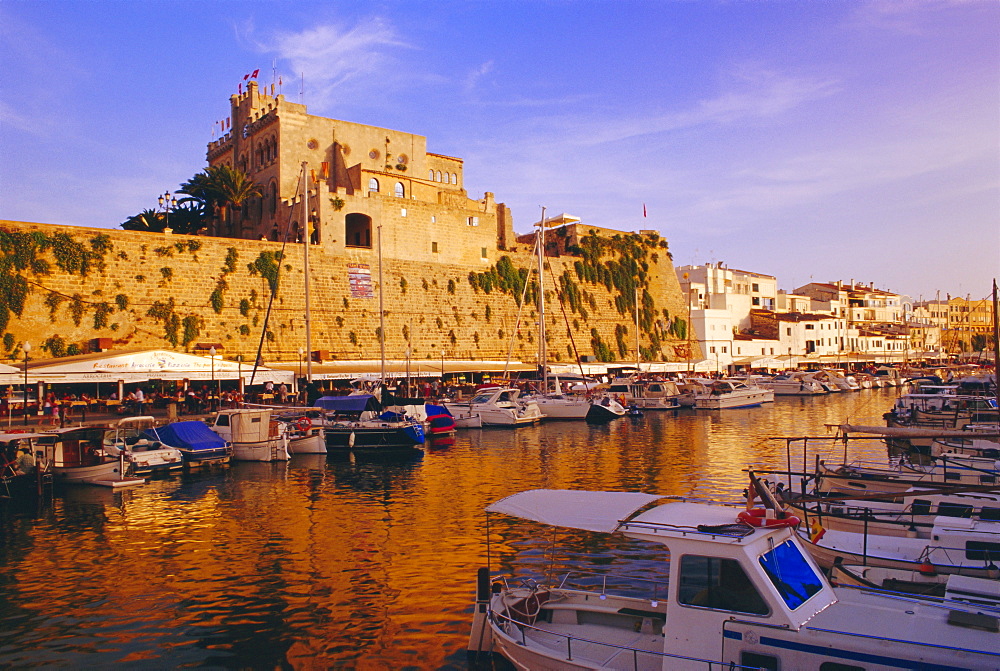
[[238, 83, 242, 94], [643, 204, 647, 218], [243, 73, 250, 81], [250, 69, 259, 79]]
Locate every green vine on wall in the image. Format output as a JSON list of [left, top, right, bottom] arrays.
[[0, 227, 114, 342]]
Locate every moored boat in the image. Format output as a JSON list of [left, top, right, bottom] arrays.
[[444, 387, 542, 427], [144, 420, 232, 467], [102, 416, 184, 476], [469, 489, 1000, 670], [210, 409, 289, 462], [693, 379, 774, 409]]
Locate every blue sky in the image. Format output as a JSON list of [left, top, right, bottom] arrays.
[[2, 1, 997, 301]]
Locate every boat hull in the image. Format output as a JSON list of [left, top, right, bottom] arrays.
[[324, 422, 424, 449], [53, 461, 127, 484], [231, 439, 290, 462]]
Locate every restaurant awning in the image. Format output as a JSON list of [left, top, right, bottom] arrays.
[[268, 359, 537, 380], [15, 348, 293, 386]]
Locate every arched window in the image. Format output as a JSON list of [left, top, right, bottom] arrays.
[[394, 182, 405, 198], [436, 171, 442, 182], [428, 169, 435, 181], [369, 178, 379, 192], [345, 213, 373, 249]]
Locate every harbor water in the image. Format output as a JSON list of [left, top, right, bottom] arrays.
[[0, 388, 899, 669]]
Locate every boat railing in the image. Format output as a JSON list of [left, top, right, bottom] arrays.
[[553, 569, 668, 601], [489, 609, 763, 671]]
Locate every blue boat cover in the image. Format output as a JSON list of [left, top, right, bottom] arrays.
[[315, 395, 379, 412], [144, 421, 228, 452], [425, 404, 453, 418]]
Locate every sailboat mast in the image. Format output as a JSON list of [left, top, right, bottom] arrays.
[[378, 224, 386, 383], [538, 206, 547, 392], [635, 286, 640, 374], [302, 162, 313, 383]]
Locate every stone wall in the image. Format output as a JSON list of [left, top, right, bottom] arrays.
[[1, 220, 698, 366]]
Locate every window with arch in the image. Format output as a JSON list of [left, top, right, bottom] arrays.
[[451, 173, 458, 184], [444, 172, 451, 184], [436, 170, 442, 182], [394, 182, 405, 198], [345, 213, 372, 249], [429, 169, 435, 181], [369, 178, 379, 192]]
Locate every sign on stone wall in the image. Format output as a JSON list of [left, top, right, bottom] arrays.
[[347, 263, 374, 299]]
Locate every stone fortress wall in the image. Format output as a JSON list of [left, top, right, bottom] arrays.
[[1, 220, 698, 367]]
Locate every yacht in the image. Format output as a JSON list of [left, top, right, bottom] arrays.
[[444, 387, 543, 427], [693, 379, 774, 409]]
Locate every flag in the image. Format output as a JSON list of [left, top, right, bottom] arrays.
[[809, 519, 825, 543], [643, 204, 647, 218], [250, 69, 259, 79], [238, 82, 242, 94]]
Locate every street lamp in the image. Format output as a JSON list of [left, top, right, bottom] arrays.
[[209, 346, 216, 412], [21, 342, 30, 426], [158, 191, 177, 231]]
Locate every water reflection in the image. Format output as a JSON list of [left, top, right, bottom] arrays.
[[0, 389, 899, 668]]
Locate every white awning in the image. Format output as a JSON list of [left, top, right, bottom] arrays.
[[19, 349, 293, 386], [486, 489, 662, 533]]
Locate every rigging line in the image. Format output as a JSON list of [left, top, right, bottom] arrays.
[[250, 166, 305, 387], [501, 232, 537, 380], [545, 260, 586, 380]]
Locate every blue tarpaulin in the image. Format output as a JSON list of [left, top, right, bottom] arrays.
[[144, 421, 228, 452], [314, 395, 380, 413]]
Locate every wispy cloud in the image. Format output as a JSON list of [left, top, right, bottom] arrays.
[[463, 60, 494, 94], [263, 18, 410, 109]]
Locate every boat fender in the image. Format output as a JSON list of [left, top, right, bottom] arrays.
[[348, 432, 355, 448], [296, 417, 312, 432], [919, 559, 937, 576], [737, 508, 800, 528]]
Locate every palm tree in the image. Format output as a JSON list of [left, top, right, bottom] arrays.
[[180, 165, 261, 236], [120, 209, 166, 232]]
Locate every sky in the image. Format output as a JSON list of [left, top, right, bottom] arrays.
[[2, 0, 997, 302]]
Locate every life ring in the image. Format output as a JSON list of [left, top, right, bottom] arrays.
[[737, 508, 800, 528], [296, 417, 312, 432]]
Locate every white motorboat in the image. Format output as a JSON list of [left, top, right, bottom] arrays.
[[468, 489, 1000, 670], [211, 409, 290, 462], [444, 387, 542, 427], [756, 372, 826, 396], [527, 392, 592, 420], [693, 379, 774, 409], [606, 376, 682, 410], [102, 416, 184, 476]]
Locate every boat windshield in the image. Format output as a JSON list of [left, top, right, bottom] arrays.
[[470, 393, 494, 404], [758, 540, 823, 610]]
